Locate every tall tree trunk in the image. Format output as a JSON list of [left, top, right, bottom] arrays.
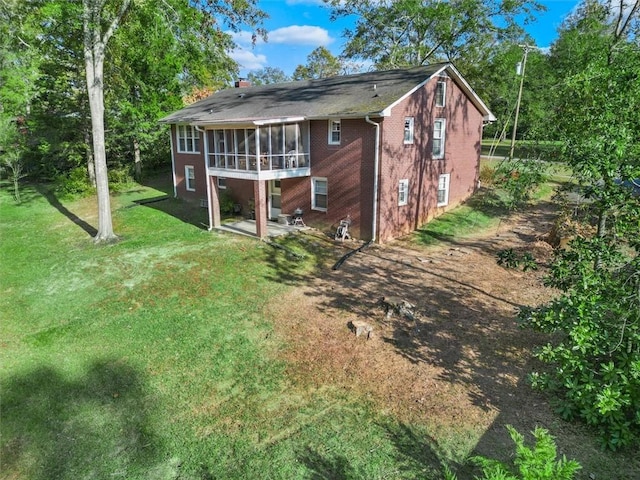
[[85, 42, 116, 242], [82, 0, 130, 243], [133, 137, 142, 182], [85, 127, 96, 187]]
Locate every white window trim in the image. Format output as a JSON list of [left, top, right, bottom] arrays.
[[185, 165, 196, 191], [398, 179, 409, 206], [311, 177, 328, 211], [176, 125, 201, 154], [217, 177, 227, 189], [432, 118, 446, 159], [437, 173, 450, 207], [328, 119, 341, 145], [435, 81, 446, 107], [403, 117, 414, 144]]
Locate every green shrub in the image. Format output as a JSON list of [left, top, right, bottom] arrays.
[[497, 249, 538, 271], [521, 241, 640, 450], [107, 166, 135, 192], [219, 191, 236, 216], [492, 160, 548, 210], [471, 425, 581, 480], [55, 167, 95, 197]]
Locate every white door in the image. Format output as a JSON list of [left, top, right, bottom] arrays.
[[269, 180, 281, 220]]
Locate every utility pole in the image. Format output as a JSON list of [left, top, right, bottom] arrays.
[[509, 44, 533, 160]]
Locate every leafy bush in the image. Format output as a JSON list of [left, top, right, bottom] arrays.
[[497, 249, 538, 271], [471, 425, 581, 479], [520, 239, 640, 450], [107, 166, 135, 192], [55, 167, 95, 197], [219, 191, 236, 216], [492, 160, 548, 210]]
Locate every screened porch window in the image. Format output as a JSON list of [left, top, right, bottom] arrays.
[[209, 123, 309, 171]]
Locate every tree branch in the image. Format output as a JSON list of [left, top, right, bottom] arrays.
[[102, 0, 132, 46]]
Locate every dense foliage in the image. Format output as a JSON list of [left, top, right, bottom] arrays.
[[519, 0, 640, 450], [0, 0, 265, 185], [470, 426, 581, 480]]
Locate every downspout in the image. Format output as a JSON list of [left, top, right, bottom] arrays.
[[169, 126, 177, 197], [195, 125, 213, 231], [365, 115, 381, 242]]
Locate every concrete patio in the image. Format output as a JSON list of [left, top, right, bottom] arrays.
[[215, 219, 308, 238]]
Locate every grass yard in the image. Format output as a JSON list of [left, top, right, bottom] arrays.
[[2, 174, 638, 479], [0, 179, 447, 479]]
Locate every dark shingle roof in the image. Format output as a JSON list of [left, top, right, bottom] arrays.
[[160, 63, 494, 125]]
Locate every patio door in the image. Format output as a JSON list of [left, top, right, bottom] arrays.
[[269, 179, 281, 220]]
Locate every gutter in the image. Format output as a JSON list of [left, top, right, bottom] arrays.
[[195, 125, 213, 231], [365, 115, 381, 242], [169, 126, 177, 198]]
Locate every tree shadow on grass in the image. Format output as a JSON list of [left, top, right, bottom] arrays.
[[298, 447, 360, 479], [297, 422, 445, 479], [34, 184, 98, 237], [1, 359, 158, 479], [131, 196, 210, 230]]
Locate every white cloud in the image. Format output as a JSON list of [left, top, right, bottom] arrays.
[[268, 25, 332, 46], [228, 30, 264, 47], [230, 48, 267, 70]]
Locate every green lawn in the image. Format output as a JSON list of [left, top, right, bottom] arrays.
[[0, 180, 447, 479], [2, 174, 634, 479], [480, 139, 562, 162]]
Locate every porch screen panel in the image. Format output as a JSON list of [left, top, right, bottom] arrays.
[[213, 130, 225, 168], [247, 129, 256, 155], [236, 129, 247, 169], [285, 124, 297, 153], [284, 124, 298, 167], [259, 128, 269, 155], [225, 130, 236, 168], [207, 131, 215, 165], [299, 122, 309, 167], [270, 125, 283, 168]]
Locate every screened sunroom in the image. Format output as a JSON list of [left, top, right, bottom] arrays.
[[206, 121, 311, 180]]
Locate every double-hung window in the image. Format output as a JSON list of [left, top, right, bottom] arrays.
[[432, 119, 446, 158], [398, 179, 409, 206], [437, 173, 450, 206], [403, 117, 414, 144], [435, 81, 446, 107], [177, 125, 200, 153], [328, 120, 341, 145], [312, 177, 328, 211], [185, 165, 196, 191]]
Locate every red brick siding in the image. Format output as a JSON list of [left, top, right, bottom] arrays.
[[171, 125, 208, 202], [376, 76, 483, 242], [283, 118, 376, 239]]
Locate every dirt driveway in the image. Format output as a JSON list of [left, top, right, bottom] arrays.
[[268, 201, 639, 478]]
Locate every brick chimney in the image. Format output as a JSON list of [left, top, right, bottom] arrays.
[[235, 79, 251, 88]]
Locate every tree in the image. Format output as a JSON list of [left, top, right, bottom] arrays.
[[82, 0, 131, 243], [326, 0, 544, 70], [4, 0, 266, 242], [247, 67, 290, 85], [466, 40, 555, 144], [104, 1, 237, 182], [292, 47, 342, 80], [0, 116, 28, 203], [520, 0, 640, 450]]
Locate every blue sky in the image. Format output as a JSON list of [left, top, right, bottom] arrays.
[[229, 0, 581, 77]]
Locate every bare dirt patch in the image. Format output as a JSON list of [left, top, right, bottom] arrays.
[[267, 201, 640, 478]]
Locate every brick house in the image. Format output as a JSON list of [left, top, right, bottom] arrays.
[[160, 63, 494, 242]]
